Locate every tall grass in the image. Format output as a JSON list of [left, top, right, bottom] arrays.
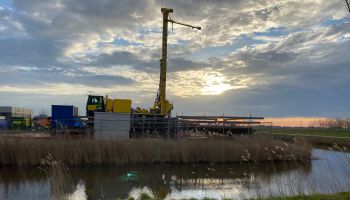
[[0, 135, 311, 167], [39, 154, 74, 200]]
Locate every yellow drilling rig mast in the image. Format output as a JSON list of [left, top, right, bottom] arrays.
[[150, 8, 201, 116], [87, 8, 200, 118]]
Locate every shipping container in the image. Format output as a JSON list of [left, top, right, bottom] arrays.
[[0, 107, 32, 130], [51, 105, 79, 128], [0, 106, 32, 119], [0, 107, 12, 113], [25, 117, 31, 127], [10, 117, 26, 130], [94, 112, 130, 139], [0, 119, 8, 129], [112, 99, 132, 113]]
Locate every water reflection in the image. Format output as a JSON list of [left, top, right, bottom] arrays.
[[66, 181, 87, 200], [0, 149, 349, 200]]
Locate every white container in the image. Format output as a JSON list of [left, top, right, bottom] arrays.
[[94, 112, 130, 139], [0, 106, 32, 118]]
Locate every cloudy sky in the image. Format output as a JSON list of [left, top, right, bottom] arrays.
[[0, 0, 349, 117]]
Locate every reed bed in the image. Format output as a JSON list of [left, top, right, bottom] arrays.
[[39, 154, 74, 199], [0, 135, 311, 167]]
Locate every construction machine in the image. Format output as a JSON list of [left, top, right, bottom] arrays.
[[149, 8, 201, 116], [86, 95, 131, 117], [84, 8, 264, 137], [86, 8, 201, 119]]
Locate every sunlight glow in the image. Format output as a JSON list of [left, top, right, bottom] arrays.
[[200, 73, 234, 95]]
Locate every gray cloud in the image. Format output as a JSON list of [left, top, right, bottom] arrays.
[[0, 67, 134, 87], [11, 0, 158, 37], [172, 82, 350, 117], [0, 37, 60, 67], [91, 51, 209, 73], [214, 23, 350, 90]]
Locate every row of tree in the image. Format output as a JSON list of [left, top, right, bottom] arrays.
[[316, 118, 350, 130]]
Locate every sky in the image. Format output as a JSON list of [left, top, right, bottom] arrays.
[[0, 0, 349, 118], [262, 117, 328, 127]]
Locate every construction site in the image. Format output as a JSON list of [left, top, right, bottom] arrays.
[[0, 8, 269, 139], [2, 2, 350, 199]]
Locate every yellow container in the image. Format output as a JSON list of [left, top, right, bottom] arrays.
[[25, 118, 31, 127], [106, 98, 113, 112], [112, 99, 132, 113]]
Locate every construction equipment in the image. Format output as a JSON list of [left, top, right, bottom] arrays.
[[87, 8, 201, 117], [82, 8, 265, 138], [149, 8, 201, 116], [86, 95, 105, 117], [84, 8, 201, 137], [86, 95, 131, 117]]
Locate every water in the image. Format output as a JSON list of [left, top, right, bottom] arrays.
[[0, 149, 349, 200]]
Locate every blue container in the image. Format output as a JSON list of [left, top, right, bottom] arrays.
[[51, 105, 76, 128], [73, 116, 84, 128], [0, 120, 8, 129]]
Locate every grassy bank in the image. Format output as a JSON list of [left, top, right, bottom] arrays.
[[263, 128, 350, 149], [263, 192, 350, 200], [0, 135, 311, 167], [125, 192, 350, 200], [271, 128, 350, 138]]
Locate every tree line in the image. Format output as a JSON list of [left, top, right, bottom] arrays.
[[316, 118, 350, 130]]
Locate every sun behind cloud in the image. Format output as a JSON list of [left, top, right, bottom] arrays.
[[200, 72, 234, 95]]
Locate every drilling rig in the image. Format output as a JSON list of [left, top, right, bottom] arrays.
[[87, 8, 201, 117], [149, 8, 201, 116], [86, 8, 201, 136], [84, 8, 264, 137]]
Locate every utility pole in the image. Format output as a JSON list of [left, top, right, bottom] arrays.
[[154, 8, 201, 116]]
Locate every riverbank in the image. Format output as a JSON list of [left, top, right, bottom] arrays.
[[127, 192, 350, 200], [267, 132, 350, 149], [271, 128, 350, 138], [263, 192, 350, 200], [0, 135, 311, 167]]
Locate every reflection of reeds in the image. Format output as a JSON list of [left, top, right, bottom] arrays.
[[0, 135, 311, 167], [39, 154, 74, 200]]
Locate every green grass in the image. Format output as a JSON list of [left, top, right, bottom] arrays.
[[262, 192, 350, 200], [271, 128, 350, 138], [127, 192, 350, 200]]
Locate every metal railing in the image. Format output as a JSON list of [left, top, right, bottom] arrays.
[[0, 115, 271, 137]]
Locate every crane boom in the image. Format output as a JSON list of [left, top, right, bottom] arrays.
[[152, 8, 201, 116], [168, 19, 202, 30]]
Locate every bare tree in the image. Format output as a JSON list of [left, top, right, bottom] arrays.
[[345, 0, 350, 13], [37, 109, 49, 118], [317, 118, 350, 130], [346, 118, 350, 131]]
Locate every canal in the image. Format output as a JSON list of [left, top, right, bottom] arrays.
[[0, 148, 349, 199]]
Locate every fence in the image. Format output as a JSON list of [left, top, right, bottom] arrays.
[[176, 115, 268, 135], [0, 114, 272, 137]]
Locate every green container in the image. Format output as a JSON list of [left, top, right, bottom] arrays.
[[10, 117, 28, 130]]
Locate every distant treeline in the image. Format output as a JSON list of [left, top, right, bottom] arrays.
[[315, 118, 350, 130]]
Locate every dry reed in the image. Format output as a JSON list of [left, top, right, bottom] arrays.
[[0, 135, 311, 167], [39, 154, 74, 200]]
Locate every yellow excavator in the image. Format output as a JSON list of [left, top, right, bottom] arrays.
[[86, 8, 201, 117]]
